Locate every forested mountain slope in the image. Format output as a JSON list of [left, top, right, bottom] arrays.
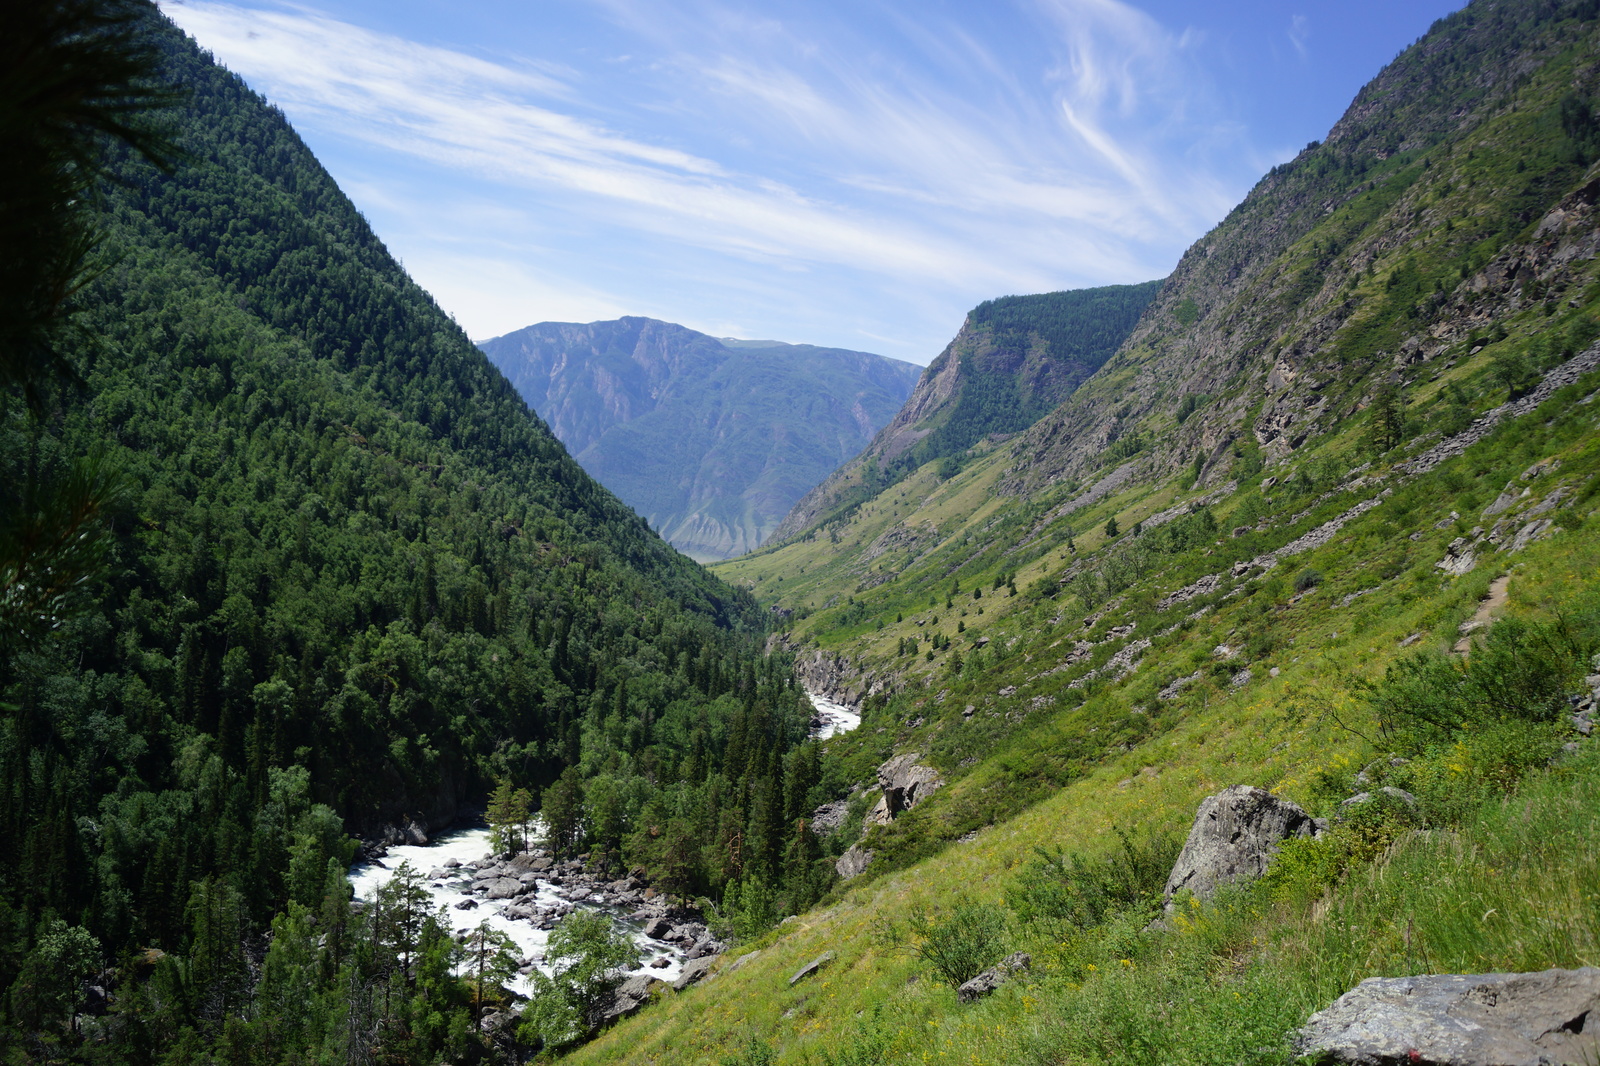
[[0, 8, 822, 1060], [767, 283, 1160, 543], [479, 319, 919, 560]]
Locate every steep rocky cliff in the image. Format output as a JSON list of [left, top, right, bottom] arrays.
[[999, 0, 1600, 497]]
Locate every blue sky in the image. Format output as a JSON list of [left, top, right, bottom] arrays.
[[161, 0, 1465, 364]]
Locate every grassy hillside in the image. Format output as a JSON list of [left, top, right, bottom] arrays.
[[590, 364, 1600, 1063], [585, 1, 1600, 1061]]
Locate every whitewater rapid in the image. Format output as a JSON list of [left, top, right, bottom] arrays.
[[806, 690, 861, 739], [347, 826, 687, 997]]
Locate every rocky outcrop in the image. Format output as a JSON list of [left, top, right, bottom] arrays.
[[997, 10, 1600, 500], [835, 844, 873, 880], [724, 950, 761, 975], [769, 285, 1156, 545], [1296, 968, 1600, 1066], [1163, 785, 1322, 908], [791, 644, 868, 706], [596, 974, 665, 1026], [957, 952, 1031, 1004], [363, 762, 475, 846], [1337, 787, 1417, 820], [672, 956, 717, 992], [810, 799, 850, 834], [768, 629, 906, 710], [868, 754, 942, 825]]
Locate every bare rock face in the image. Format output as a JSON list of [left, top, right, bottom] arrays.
[[868, 753, 942, 826], [810, 799, 850, 834], [596, 974, 664, 1026], [835, 844, 874, 880], [672, 956, 717, 992], [1163, 785, 1321, 909], [788, 951, 836, 986], [1295, 968, 1600, 1066]]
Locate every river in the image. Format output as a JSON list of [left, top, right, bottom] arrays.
[[347, 826, 689, 997], [806, 689, 860, 739], [349, 689, 858, 996]]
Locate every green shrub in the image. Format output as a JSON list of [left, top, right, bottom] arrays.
[[520, 910, 641, 1049], [721, 1038, 776, 1066], [1007, 827, 1178, 929], [715, 875, 780, 944], [906, 897, 1009, 989], [1366, 616, 1592, 752]]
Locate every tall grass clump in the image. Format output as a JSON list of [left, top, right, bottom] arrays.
[[1274, 745, 1600, 1002], [1007, 827, 1178, 931]]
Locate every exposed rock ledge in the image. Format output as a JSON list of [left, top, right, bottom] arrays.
[[868, 753, 943, 825], [768, 633, 892, 706], [1296, 967, 1600, 1066], [835, 753, 944, 880]]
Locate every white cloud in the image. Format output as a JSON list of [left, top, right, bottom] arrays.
[[164, 1, 1030, 290], [159, 0, 1265, 352], [1289, 15, 1311, 59]]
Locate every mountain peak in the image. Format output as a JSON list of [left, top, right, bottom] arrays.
[[480, 317, 922, 559]]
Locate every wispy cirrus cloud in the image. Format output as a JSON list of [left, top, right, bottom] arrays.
[[166, 2, 1032, 288], [1289, 15, 1312, 59], [159, 0, 1272, 356]]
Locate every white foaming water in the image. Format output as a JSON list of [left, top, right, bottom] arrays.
[[807, 690, 861, 739], [347, 826, 686, 997]]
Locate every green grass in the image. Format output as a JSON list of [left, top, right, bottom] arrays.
[[572, 356, 1600, 1064], [673, 13, 1600, 1062]]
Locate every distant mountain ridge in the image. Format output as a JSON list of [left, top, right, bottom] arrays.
[[479, 318, 921, 560]]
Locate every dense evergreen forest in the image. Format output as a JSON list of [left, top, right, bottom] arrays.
[[0, 4, 822, 1059], [967, 285, 1165, 370]]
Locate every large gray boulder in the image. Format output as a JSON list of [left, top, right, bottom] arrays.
[[482, 876, 526, 900], [1296, 968, 1600, 1065], [1163, 785, 1321, 909], [595, 974, 664, 1026], [868, 753, 942, 825], [672, 955, 717, 991]]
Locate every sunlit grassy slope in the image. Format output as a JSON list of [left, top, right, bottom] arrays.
[[583, 4, 1600, 1062], [584, 349, 1600, 1065]]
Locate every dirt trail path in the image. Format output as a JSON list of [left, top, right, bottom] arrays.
[[1454, 573, 1511, 653]]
